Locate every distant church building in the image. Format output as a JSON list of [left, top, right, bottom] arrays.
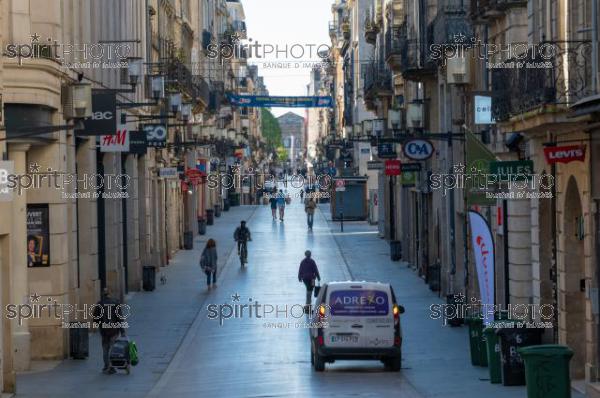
[[277, 112, 305, 170]]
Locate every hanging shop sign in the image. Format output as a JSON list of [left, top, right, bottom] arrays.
[[401, 171, 417, 186], [401, 163, 422, 173], [144, 124, 167, 148], [77, 92, 117, 136], [228, 94, 333, 108], [100, 126, 129, 152], [489, 160, 533, 179], [474, 95, 495, 125], [158, 167, 178, 179], [377, 143, 397, 159], [367, 161, 385, 170], [128, 129, 148, 155], [402, 139, 434, 161], [0, 160, 14, 202], [385, 160, 402, 176], [27, 204, 50, 267], [543, 145, 586, 164]]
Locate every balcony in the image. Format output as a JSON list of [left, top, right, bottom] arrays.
[[164, 58, 210, 106], [209, 80, 226, 113], [364, 11, 379, 45], [232, 20, 247, 39], [385, 24, 405, 72], [431, 2, 474, 48], [202, 30, 213, 53], [329, 20, 339, 39], [364, 61, 393, 106], [491, 41, 594, 121], [470, 0, 526, 20], [399, 35, 436, 81]]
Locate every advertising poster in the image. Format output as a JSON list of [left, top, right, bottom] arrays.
[[26, 204, 50, 267]]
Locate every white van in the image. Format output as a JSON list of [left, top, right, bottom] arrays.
[[309, 281, 405, 371]]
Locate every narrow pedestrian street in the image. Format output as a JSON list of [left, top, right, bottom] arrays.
[[18, 198, 579, 398]]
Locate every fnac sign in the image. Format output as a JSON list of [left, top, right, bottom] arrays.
[[403, 139, 434, 161]]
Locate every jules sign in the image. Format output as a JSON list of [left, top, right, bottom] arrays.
[[0, 161, 14, 202]]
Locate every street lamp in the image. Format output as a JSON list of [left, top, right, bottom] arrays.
[[362, 119, 373, 137], [373, 119, 385, 138], [354, 123, 363, 140], [70, 82, 93, 118], [227, 128, 237, 141], [169, 93, 182, 114], [151, 75, 165, 100], [127, 57, 143, 86], [407, 102, 424, 129], [180, 103, 192, 123]]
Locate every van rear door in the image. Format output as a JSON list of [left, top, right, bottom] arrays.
[[325, 286, 394, 349]]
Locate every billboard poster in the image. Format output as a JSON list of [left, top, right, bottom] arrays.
[[27, 204, 50, 267]]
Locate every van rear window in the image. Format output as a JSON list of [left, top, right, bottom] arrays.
[[329, 290, 389, 316]]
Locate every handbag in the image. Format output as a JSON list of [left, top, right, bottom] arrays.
[[129, 340, 139, 366], [313, 280, 321, 298], [199, 250, 208, 270]]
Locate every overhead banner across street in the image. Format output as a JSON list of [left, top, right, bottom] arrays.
[[228, 94, 333, 108]]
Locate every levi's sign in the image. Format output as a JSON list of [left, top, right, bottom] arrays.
[[543, 145, 586, 164], [403, 139, 434, 161]]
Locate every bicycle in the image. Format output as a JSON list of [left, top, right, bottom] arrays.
[[239, 240, 248, 267]]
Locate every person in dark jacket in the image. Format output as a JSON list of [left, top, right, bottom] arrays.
[[200, 239, 218, 288], [93, 288, 125, 374], [298, 250, 321, 307], [269, 189, 278, 220]]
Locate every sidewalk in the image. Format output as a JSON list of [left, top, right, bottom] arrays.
[[16, 205, 258, 398], [321, 204, 584, 398]]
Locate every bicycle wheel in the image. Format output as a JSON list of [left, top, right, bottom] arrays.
[[242, 243, 248, 265]]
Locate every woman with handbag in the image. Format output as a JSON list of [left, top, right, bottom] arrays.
[[200, 239, 218, 288], [298, 250, 321, 311]]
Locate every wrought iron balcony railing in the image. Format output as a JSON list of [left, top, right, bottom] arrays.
[[364, 61, 393, 100], [491, 41, 594, 121], [164, 58, 210, 105], [399, 34, 437, 80], [470, 0, 526, 20], [431, 2, 474, 46], [385, 24, 405, 72]]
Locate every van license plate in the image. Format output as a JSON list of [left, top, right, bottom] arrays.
[[331, 334, 359, 343]]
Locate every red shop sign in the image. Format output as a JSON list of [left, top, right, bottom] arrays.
[[543, 145, 586, 164], [385, 160, 402, 176]]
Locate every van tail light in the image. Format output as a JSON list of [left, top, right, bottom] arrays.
[[393, 304, 399, 326], [317, 335, 324, 346], [394, 336, 401, 346], [318, 304, 326, 322]]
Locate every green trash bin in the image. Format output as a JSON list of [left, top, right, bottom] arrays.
[[484, 327, 502, 383], [519, 345, 574, 398], [466, 317, 488, 367]]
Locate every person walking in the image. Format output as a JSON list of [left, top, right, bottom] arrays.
[[299, 189, 304, 202], [200, 239, 218, 288], [298, 250, 321, 309], [305, 197, 317, 230], [94, 288, 125, 374], [276, 189, 286, 221], [269, 189, 278, 220]]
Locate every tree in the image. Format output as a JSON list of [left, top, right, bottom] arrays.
[[261, 108, 282, 151], [276, 146, 289, 161]]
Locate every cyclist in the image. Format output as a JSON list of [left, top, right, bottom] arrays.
[[234, 221, 252, 259]]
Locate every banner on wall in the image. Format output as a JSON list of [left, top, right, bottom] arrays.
[[228, 94, 333, 108], [27, 204, 50, 267], [468, 210, 495, 326]]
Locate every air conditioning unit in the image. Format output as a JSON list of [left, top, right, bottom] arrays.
[[447, 56, 470, 85]]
